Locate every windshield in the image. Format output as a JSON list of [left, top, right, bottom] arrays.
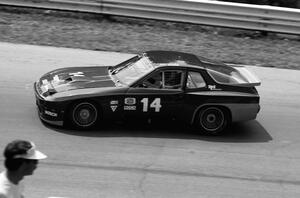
[[113, 56, 155, 85]]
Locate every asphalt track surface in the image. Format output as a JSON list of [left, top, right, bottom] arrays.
[[0, 42, 299, 198]]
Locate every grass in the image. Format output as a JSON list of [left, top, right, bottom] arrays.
[[0, 6, 299, 70]]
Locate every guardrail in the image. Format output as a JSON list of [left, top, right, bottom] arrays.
[[0, 0, 300, 34]]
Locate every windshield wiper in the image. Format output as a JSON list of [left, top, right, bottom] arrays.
[[110, 63, 131, 75], [110, 55, 142, 75]]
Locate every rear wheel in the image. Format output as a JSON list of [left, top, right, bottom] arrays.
[[197, 106, 228, 135], [70, 102, 98, 129]]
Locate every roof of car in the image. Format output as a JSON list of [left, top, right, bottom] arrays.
[[144, 50, 227, 69]]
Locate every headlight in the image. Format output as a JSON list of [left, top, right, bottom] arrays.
[[37, 79, 56, 97]]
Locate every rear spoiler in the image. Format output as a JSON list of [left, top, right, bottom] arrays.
[[229, 64, 261, 87], [233, 82, 261, 87]]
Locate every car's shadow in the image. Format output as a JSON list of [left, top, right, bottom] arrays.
[[43, 119, 272, 143]]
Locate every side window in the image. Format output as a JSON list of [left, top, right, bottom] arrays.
[[163, 70, 184, 89], [139, 70, 184, 89], [142, 72, 163, 89], [186, 71, 206, 89]]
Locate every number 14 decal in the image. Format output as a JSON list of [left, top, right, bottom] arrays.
[[141, 98, 162, 112]]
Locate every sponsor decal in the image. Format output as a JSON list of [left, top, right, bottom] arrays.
[[124, 106, 136, 111], [45, 110, 58, 117], [110, 100, 119, 105], [110, 100, 119, 112], [208, 85, 222, 91], [110, 105, 118, 112], [125, 98, 136, 105]]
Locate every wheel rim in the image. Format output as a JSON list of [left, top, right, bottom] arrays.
[[199, 107, 225, 132], [72, 102, 98, 127]]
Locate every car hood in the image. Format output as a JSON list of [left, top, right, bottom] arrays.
[[37, 66, 118, 96]]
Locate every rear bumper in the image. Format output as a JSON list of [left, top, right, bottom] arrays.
[[226, 103, 260, 122]]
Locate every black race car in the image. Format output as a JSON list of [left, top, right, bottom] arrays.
[[34, 50, 261, 135]]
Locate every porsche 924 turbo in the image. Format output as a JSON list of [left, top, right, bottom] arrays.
[[34, 50, 261, 135]]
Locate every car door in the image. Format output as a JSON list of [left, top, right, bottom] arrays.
[[123, 69, 185, 121], [181, 69, 210, 123]]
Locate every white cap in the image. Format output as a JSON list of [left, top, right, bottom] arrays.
[[13, 142, 47, 160]]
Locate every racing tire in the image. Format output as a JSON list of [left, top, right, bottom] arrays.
[[197, 106, 228, 135], [70, 102, 99, 129]]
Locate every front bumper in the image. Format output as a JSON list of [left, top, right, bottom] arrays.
[[34, 82, 65, 126], [38, 110, 64, 126]]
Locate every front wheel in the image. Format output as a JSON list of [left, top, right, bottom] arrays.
[[70, 102, 99, 129], [197, 106, 228, 135]]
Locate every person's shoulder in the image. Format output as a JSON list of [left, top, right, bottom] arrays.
[[0, 172, 8, 185], [0, 172, 9, 198], [0, 186, 8, 197], [0, 171, 6, 180], [0, 191, 8, 198]]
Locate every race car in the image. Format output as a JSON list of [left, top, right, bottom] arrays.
[[34, 50, 261, 135]]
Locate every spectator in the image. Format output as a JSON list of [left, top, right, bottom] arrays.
[[0, 140, 47, 198]]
